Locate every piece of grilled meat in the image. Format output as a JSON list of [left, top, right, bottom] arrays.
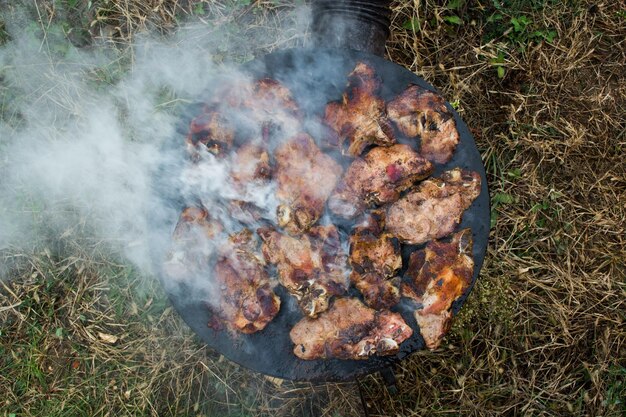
[[387, 84, 459, 164], [386, 168, 481, 245], [328, 144, 433, 219], [324, 62, 395, 156], [211, 229, 281, 334], [349, 212, 402, 309], [402, 229, 474, 349], [186, 109, 236, 156], [274, 133, 343, 235], [249, 78, 300, 117], [186, 78, 300, 157], [230, 142, 272, 186], [290, 297, 413, 360], [259, 225, 347, 317], [163, 206, 223, 280]]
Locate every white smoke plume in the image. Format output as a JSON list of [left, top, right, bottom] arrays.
[[0, 4, 311, 282]]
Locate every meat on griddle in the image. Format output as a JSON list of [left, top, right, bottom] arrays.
[[186, 109, 236, 156], [274, 133, 343, 235], [163, 206, 223, 280], [386, 168, 481, 245], [349, 212, 402, 309], [290, 297, 413, 360], [259, 225, 347, 317], [211, 229, 281, 334], [387, 84, 459, 164], [187, 78, 300, 156], [328, 144, 433, 219], [324, 62, 395, 157], [230, 142, 272, 186], [226, 140, 273, 225], [402, 229, 474, 349], [249, 78, 300, 117], [242, 78, 302, 142]]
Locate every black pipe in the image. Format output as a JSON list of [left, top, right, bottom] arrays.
[[311, 0, 392, 57]]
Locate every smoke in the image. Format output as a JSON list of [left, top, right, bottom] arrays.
[[0, 4, 311, 280]]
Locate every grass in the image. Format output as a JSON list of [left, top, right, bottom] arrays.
[[1, 0, 625, 416]]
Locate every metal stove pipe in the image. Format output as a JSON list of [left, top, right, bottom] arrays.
[[311, 0, 392, 57]]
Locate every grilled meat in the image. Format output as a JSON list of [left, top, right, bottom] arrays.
[[386, 168, 481, 245], [352, 273, 401, 311], [242, 78, 301, 141], [259, 225, 347, 317], [290, 297, 413, 360], [212, 229, 281, 334], [328, 144, 433, 218], [163, 206, 223, 280], [349, 212, 402, 309], [402, 229, 474, 349], [274, 133, 343, 235], [324, 62, 395, 156], [387, 84, 459, 164], [350, 213, 401, 278], [186, 109, 235, 156], [230, 142, 272, 186], [228, 200, 264, 224], [187, 78, 300, 156], [250, 78, 300, 117]]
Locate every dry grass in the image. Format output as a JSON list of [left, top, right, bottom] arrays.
[[1, 1, 625, 416]]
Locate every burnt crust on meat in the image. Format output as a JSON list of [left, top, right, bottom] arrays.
[[328, 144, 434, 219], [386, 168, 481, 245], [259, 225, 348, 317], [211, 229, 281, 334], [323, 61, 396, 157], [351, 272, 401, 311], [349, 212, 402, 309], [402, 229, 474, 349], [274, 133, 343, 235], [289, 297, 413, 360], [387, 84, 460, 164]]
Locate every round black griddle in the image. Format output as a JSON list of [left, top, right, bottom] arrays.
[[161, 48, 490, 382]]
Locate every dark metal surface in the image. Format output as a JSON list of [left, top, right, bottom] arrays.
[[311, 0, 392, 56], [162, 48, 490, 382]]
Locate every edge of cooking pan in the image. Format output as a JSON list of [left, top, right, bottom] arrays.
[[154, 47, 490, 382]]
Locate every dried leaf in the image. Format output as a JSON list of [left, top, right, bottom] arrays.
[[98, 332, 119, 344]]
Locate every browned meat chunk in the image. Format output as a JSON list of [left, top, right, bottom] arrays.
[[186, 109, 235, 156], [351, 272, 401, 311], [228, 200, 264, 224], [211, 229, 281, 334], [402, 229, 474, 349], [350, 215, 401, 278], [290, 298, 413, 360], [187, 78, 300, 157], [387, 84, 459, 164], [163, 206, 223, 280], [386, 168, 481, 244], [328, 144, 433, 218], [259, 225, 347, 317], [348, 212, 402, 309], [230, 142, 272, 186], [324, 62, 395, 156], [249, 78, 300, 117], [274, 133, 343, 235]]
